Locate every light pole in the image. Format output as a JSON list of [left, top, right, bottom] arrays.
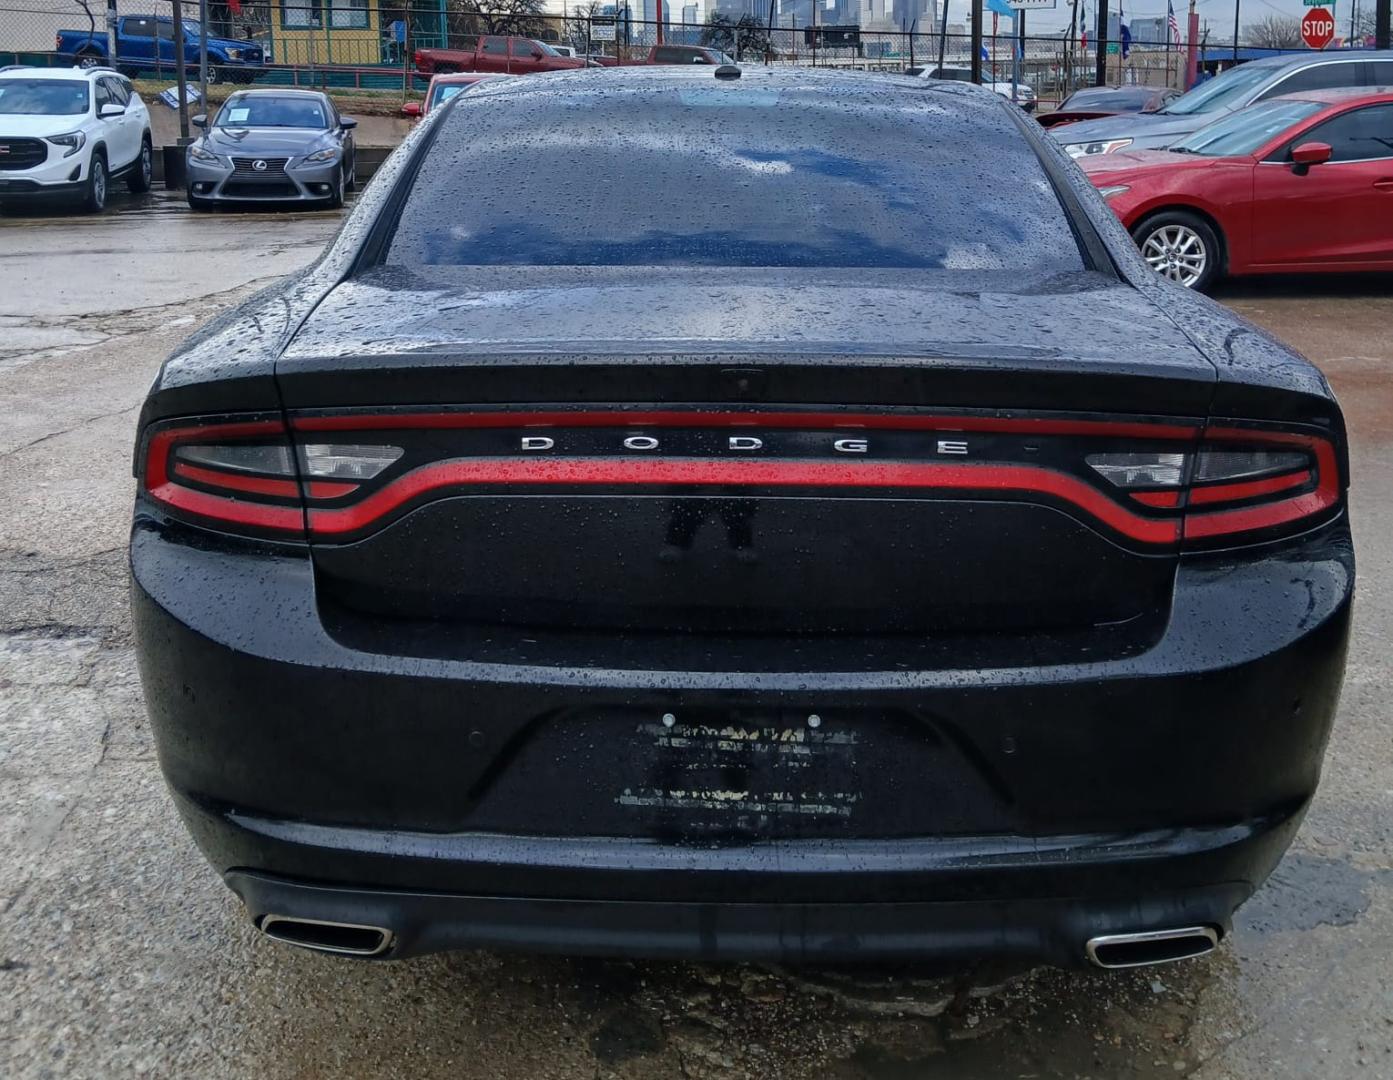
[[1231, 0, 1240, 64]]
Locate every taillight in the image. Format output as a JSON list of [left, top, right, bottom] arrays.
[[140, 418, 306, 536], [139, 411, 1342, 548], [1182, 426, 1341, 543], [1088, 425, 1342, 545]]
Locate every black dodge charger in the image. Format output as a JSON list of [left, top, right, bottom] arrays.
[[131, 67, 1353, 969]]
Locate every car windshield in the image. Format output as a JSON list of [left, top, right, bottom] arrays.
[[1061, 87, 1154, 111], [386, 84, 1086, 271], [216, 95, 327, 128], [0, 78, 89, 116], [1160, 63, 1274, 115], [1170, 98, 1325, 156], [931, 68, 974, 82], [430, 83, 473, 108]]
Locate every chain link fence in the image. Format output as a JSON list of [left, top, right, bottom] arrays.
[[1, 1, 1301, 102]]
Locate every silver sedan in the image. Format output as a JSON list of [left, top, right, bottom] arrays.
[[186, 89, 356, 210]]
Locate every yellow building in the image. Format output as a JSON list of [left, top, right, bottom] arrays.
[[271, 0, 385, 67]]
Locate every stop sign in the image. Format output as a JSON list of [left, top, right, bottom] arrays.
[[1302, 7, 1336, 49]]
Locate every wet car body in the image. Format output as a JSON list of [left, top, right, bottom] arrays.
[[132, 68, 1353, 968], [186, 88, 357, 209]]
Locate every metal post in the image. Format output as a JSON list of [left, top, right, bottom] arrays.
[[1377, 0, 1390, 48], [1185, 1, 1198, 88], [811, 0, 817, 67], [971, 0, 983, 82], [938, 0, 949, 77], [657, 0, 664, 44], [1013, 10, 1023, 104], [106, 0, 118, 69], [1094, 0, 1106, 85], [402, 6, 411, 99], [1231, 0, 1239, 63], [1067, 0, 1079, 92], [909, 16, 915, 67], [198, 0, 209, 109], [172, 0, 190, 141]]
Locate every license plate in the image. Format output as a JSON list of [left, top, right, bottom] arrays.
[[616, 712, 862, 834]]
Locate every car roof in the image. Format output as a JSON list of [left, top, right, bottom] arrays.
[[431, 73, 503, 85], [457, 64, 1006, 106], [0, 66, 106, 80], [1243, 48, 1393, 71], [1275, 85, 1393, 106], [226, 87, 329, 99]]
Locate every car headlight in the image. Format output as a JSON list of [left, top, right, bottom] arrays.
[[300, 148, 340, 164], [46, 130, 85, 158], [1096, 185, 1131, 200], [225, 48, 242, 59], [1064, 138, 1134, 158], [189, 144, 221, 164]]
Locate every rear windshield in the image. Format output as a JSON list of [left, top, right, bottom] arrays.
[[1061, 87, 1154, 111], [385, 82, 1086, 271]]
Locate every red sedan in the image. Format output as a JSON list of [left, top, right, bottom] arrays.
[[1080, 88, 1393, 290], [401, 73, 509, 120]]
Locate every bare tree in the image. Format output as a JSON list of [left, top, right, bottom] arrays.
[[448, 0, 548, 39], [564, 0, 603, 52], [701, 12, 770, 59], [1243, 14, 1304, 49]]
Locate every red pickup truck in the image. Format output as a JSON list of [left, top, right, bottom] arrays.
[[414, 36, 587, 75]]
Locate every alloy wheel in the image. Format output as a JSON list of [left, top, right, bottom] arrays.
[[1140, 224, 1207, 288]]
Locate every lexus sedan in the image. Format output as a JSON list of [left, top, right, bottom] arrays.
[[132, 67, 1353, 970], [1082, 88, 1393, 290], [186, 88, 356, 210], [1054, 50, 1393, 158]]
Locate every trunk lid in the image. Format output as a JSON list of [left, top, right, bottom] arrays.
[[278, 269, 1214, 637]]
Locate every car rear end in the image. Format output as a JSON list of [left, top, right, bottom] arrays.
[[131, 70, 1352, 968]]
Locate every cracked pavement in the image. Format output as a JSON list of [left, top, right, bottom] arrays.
[[1, 200, 1391, 1080]]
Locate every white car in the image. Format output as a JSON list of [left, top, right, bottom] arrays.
[[0, 66, 152, 213], [906, 65, 1037, 112]]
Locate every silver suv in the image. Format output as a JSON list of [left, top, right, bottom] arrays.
[[1054, 50, 1393, 158]]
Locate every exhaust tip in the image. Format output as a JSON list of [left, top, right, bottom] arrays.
[[1085, 926, 1219, 970], [258, 914, 394, 957]]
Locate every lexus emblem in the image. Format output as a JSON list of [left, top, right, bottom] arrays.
[[252, 159, 268, 172]]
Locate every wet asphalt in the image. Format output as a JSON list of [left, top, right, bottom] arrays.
[[1, 189, 1391, 1080]]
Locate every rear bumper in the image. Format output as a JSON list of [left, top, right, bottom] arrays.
[[132, 517, 1353, 963], [228, 867, 1256, 967]]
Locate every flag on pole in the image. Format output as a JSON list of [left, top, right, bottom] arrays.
[[1167, 0, 1181, 45], [1080, 8, 1088, 49], [1120, 1, 1131, 58]]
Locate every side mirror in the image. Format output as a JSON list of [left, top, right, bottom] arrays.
[[191, 113, 208, 128], [339, 116, 358, 129], [400, 102, 421, 119], [531, 48, 545, 58], [98, 102, 125, 118], [1290, 141, 1332, 174]]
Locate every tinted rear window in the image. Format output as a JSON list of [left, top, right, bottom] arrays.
[[384, 81, 1086, 271]]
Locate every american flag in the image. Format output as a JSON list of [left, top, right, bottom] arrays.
[[1167, 0, 1182, 45]]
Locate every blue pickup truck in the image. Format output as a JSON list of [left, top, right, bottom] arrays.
[[56, 15, 266, 84]]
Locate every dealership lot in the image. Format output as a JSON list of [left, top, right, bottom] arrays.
[[1, 197, 1391, 1079]]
